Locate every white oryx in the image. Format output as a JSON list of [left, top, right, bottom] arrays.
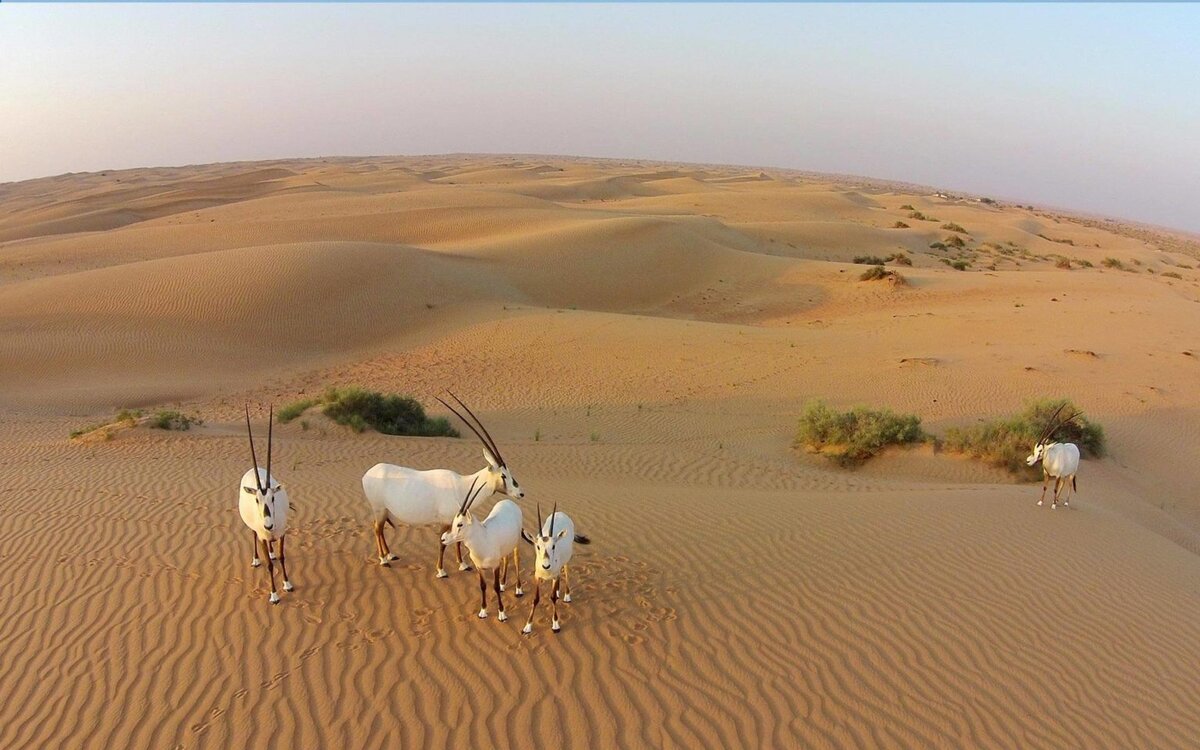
[[238, 405, 293, 604], [521, 503, 591, 634], [1027, 404, 1083, 510], [442, 478, 524, 621], [361, 392, 524, 577]]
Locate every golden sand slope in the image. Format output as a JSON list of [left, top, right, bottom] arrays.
[[2, 156, 1200, 748]]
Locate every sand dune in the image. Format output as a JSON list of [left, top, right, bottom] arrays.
[[2, 155, 1200, 748]]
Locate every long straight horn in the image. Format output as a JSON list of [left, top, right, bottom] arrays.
[[1036, 403, 1069, 445], [245, 404, 264, 493], [266, 404, 274, 488], [447, 391, 505, 466], [549, 502, 557, 537], [464, 478, 487, 513], [435, 396, 498, 464], [536, 502, 543, 537], [460, 477, 481, 515]]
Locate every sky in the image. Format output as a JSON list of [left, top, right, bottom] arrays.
[[2, 3, 1198, 232]]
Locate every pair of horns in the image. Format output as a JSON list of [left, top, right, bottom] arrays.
[[245, 403, 273, 494], [535, 501, 558, 539], [435, 391, 505, 467], [459, 476, 487, 516], [1037, 403, 1082, 446]]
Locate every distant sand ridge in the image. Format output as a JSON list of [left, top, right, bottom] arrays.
[[2, 156, 1200, 748]]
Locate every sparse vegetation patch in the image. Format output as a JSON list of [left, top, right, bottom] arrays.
[[794, 400, 925, 467], [279, 387, 460, 437], [943, 398, 1105, 476]]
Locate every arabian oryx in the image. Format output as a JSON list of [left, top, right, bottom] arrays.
[[238, 405, 293, 604], [361, 392, 525, 577], [441, 477, 524, 621], [521, 503, 591, 634], [1027, 404, 1083, 510]]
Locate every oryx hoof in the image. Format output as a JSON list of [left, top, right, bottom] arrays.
[[1052, 504, 1058, 510], [387, 553, 399, 562], [283, 580, 294, 592], [1036, 500, 1044, 506], [522, 623, 533, 635], [498, 611, 509, 622], [435, 568, 448, 579], [563, 593, 572, 603], [499, 584, 506, 592], [251, 558, 261, 568], [478, 609, 488, 619], [551, 620, 561, 632], [515, 587, 524, 597], [269, 592, 280, 604], [459, 562, 472, 572], [378, 557, 391, 567], [269, 552, 277, 561]]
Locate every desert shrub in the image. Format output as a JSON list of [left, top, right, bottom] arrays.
[[892, 221, 910, 229], [853, 255, 888, 265], [941, 222, 968, 234], [278, 398, 320, 423], [980, 197, 996, 205], [150, 410, 202, 431], [899, 204, 915, 211], [940, 258, 969, 271], [795, 400, 925, 467], [929, 241, 947, 251], [887, 252, 913, 266], [944, 235, 966, 249], [859, 264, 887, 281], [1055, 257, 1072, 269], [1101, 257, 1125, 270], [321, 387, 459, 437], [943, 398, 1105, 476], [1130, 258, 1142, 266], [1162, 271, 1183, 279], [115, 409, 144, 424], [908, 211, 927, 221], [1073, 258, 1094, 268]]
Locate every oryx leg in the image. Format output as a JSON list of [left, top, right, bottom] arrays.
[[500, 556, 508, 592], [268, 539, 277, 561], [279, 536, 293, 592], [436, 525, 450, 579], [562, 564, 572, 603], [522, 580, 541, 634], [250, 532, 261, 567], [380, 518, 397, 561], [1051, 477, 1063, 509], [551, 578, 562, 632], [477, 569, 489, 619], [260, 538, 279, 604], [1038, 472, 1050, 506], [373, 518, 391, 566], [494, 568, 508, 622], [457, 542, 471, 572], [1063, 475, 1075, 507], [513, 548, 523, 597]]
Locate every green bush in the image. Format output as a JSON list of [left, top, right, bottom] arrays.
[[794, 400, 925, 466], [278, 398, 320, 423], [859, 264, 888, 281], [940, 258, 970, 271], [888, 252, 913, 266], [853, 255, 888, 265], [941, 222, 968, 234], [899, 204, 915, 211], [150, 410, 202, 431], [1102, 257, 1125, 270], [943, 398, 1105, 476], [944, 235, 966, 249], [320, 387, 459, 437]]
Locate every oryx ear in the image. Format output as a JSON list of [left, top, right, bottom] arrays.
[[521, 529, 535, 545], [483, 451, 499, 469], [556, 528, 568, 540]]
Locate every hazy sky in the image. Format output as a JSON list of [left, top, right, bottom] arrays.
[[3, 4, 1198, 231]]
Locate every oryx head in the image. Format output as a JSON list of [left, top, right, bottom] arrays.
[[525, 502, 569, 573], [1026, 404, 1080, 466], [436, 391, 524, 500], [243, 404, 282, 530], [442, 477, 486, 546]]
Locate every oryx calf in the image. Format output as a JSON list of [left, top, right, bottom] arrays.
[[441, 479, 523, 622], [1027, 404, 1083, 510], [361, 391, 524, 577], [521, 504, 591, 634], [238, 405, 293, 604]]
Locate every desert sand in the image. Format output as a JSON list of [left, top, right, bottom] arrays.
[[2, 155, 1200, 748]]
